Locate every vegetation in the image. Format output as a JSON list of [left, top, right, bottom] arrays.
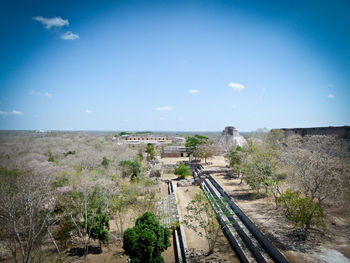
[[119, 159, 142, 181], [84, 206, 110, 250], [174, 163, 191, 179], [64, 150, 76, 156], [195, 141, 216, 163], [184, 192, 221, 254], [278, 190, 325, 238], [101, 156, 110, 167], [185, 134, 208, 160], [225, 145, 244, 176], [123, 212, 170, 263], [0, 169, 59, 263], [146, 143, 156, 160]]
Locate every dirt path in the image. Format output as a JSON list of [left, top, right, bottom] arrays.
[[176, 185, 239, 262]]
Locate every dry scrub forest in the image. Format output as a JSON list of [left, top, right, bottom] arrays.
[[0, 131, 349, 263]]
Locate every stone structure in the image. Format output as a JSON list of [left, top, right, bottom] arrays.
[[216, 126, 248, 152], [116, 134, 185, 145], [275, 126, 350, 139], [161, 146, 188, 158]]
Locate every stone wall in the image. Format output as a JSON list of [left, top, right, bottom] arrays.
[[273, 126, 350, 139]]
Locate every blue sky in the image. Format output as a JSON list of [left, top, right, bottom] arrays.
[[0, 0, 349, 131]]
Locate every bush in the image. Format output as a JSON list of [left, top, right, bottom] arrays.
[[123, 212, 170, 263], [119, 159, 142, 181], [278, 190, 325, 238], [101, 157, 110, 168], [174, 163, 191, 179], [64, 150, 76, 157], [48, 155, 55, 162], [84, 206, 110, 250]]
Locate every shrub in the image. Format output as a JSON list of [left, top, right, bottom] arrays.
[[174, 163, 191, 179], [101, 157, 110, 168], [64, 150, 76, 157], [278, 190, 325, 238], [123, 212, 170, 263], [48, 155, 55, 162], [84, 206, 110, 250]]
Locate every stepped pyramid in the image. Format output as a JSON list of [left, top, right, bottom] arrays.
[[216, 126, 248, 151]]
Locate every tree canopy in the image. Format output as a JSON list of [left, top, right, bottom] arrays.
[[123, 212, 170, 263], [174, 163, 191, 179], [185, 135, 208, 159]]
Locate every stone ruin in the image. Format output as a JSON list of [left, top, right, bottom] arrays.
[[216, 126, 248, 152]]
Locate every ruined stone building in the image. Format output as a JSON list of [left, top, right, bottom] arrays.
[[216, 126, 248, 151], [161, 146, 188, 158]]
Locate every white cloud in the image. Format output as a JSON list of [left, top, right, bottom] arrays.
[[32, 16, 69, 29], [45, 92, 52, 98], [232, 104, 237, 108], [189, 89, 199, 94], [28, 89, 37, 95], [228, 82, 245, 91], [0, 110, 8, 116], [328, 94, 335, 98], [61, 31, 79, 40], [156, 106, 172, 111], [85, 109, 91, 113], [11, 110, 23, 115]]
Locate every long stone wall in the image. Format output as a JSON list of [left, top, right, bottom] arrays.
[[273, 126, 350, 139]]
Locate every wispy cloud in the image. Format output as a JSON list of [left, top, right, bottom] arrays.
[[156, 106, 172, 111], [228, 82, 245, 91], [0, 110, 8, 117], [328, 94, 335, 99], [28, 89, 37, 95], [232, 104, 237, 108], [32, 16, 69, 29], [28, 90, 53, 98], [189, 89, 199, 94], [11, 110, 23, 115], [85, 109, 91, 114], [61, 31, 79, 40]]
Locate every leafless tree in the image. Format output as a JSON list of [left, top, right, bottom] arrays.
[[281, 135, 349, 207], [0, 170, 58, 263]]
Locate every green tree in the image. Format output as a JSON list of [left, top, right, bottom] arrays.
[[101, 157, 110, 168], [185, 134, 208, 160], [225, 146, 244, 177], [174, 163, 191, 179], [146, 143, 155, 160], [278, 190, 325, 238], [84, 206, 110, 250], [119, 159, 142, 181], [242, 145, 279, 193], [64, 150, 76, 157], [123, 212, 170, 263], [183, 192, 221, 254]]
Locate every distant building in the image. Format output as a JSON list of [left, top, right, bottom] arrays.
[[216, 126, 248, 151], [116, 134, 185, 145], [162, 146, 188, 158]]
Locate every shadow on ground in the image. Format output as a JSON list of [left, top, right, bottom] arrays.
[[68, 246, 102, 257]]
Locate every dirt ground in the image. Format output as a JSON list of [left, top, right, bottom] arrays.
[[164, 155, 350, 262], [209, 171, 350, 263], [67, 180, 175, 263], [175, 185, 239, 262]]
